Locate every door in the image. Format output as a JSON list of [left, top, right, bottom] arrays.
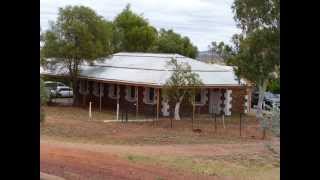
[[209, 90, 221, 114]]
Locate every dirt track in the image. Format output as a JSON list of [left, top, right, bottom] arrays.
[[41, 139, 270, 158], [41, 140, 220, 180], [41, 139, 279, 180]]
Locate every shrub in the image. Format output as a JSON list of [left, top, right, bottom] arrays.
[[260, 107, 280, 138], [270, 107, 280, 137], [40, 78, 48, 122]]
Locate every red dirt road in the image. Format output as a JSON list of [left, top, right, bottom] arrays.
[[41, 141, 218, 180]]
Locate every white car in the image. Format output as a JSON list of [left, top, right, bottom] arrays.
[[263, 93, 280, 110], [56, 87, 73, 98], [44, 81, 70, 97]]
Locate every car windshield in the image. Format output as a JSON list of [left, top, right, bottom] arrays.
[[45, 83, 57, 90], [60, 88, 70, 91], [274, 94, 280, 98]]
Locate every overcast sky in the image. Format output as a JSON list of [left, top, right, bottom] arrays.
[[40, 0, 241, 51]]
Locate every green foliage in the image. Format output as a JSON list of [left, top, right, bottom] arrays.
[[260, 107, 280, 137], [230, 0, 280, 127], [271, 107, 280, 137], [113, 4, 157, 52], [41, 5, 114, 104], [152, 29, 198, 58], [40, 78, 48, 122], [40, 107, 45, 123], [229, 28, 279, 87], [42, 6, 113, 62], [267, 78, 280, 94], [40, 78, 48, 105], [209, 41, 234, 63], [163, 58, 203, 104], [231, 0, 280, 84], [232, 0, 280, 33]]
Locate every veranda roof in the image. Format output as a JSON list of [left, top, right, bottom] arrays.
[[41, 52, 245, 87]]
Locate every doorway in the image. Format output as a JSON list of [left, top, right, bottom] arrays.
[[209, 89, 221, 114]]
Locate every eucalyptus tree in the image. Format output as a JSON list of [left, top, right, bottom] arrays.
[[230, 0, 280, 125], [113, 4, 157, 52], [41, 6, 114, 105], [152, 29, 198, 58], [163, 58, 203, 120]]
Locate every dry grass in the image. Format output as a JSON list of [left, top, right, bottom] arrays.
[[41, 106, 268, 145], [125, 153, 279, 180], [41, 106, 280, 179]]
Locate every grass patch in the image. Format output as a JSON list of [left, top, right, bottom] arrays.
[[124, 153, 279, 180]]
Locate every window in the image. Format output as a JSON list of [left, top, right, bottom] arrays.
[[113, 85, 118, 97], [149, 88, 155, 101], [130, 86, 136, 99], [194, 89, 206, 105], [45, 82, 58, 90], [125, 86, 137, 102], [143, 87, 156, 104], [59, 88, 70, 92], [195, 92, 201, 103], [108, 84, 119, 99]]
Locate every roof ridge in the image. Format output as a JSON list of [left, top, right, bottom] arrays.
[[84, 64, 230, 72], [113, 52, 186, 59]]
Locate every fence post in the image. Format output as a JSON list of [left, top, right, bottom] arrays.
[[121, 110, 124, 123], [214, 113, 217, 132], [89, 101, 92, 120], [240, 113, 242, 137], [126, 109, 128, 122]]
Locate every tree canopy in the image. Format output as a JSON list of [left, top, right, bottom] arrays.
[[229, 28, 279, 87], [152, 29, 198, 58], [230, 0, 280, 126], [232, 0, 280, 34], [41, 5, 114, 104], [42, 6, 113, 61], [163, 58, 203, 120], [208, 41, 234, 63], [113, 4, 157, 52]]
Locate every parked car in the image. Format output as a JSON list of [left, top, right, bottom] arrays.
[[56, 87, 73, 98], [44, 81, 69, 98], [252, 91, 280, 110], [263, 93, 280, 110]]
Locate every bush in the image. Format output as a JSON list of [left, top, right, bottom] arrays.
[[40, 107, 45, 123], [267, 78, 280, 94], [270, 107, 280, 137], [40, 78, 48, 123], [260, 107, 280, 138]]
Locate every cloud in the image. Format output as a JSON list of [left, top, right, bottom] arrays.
[[40, 0, 241, 51]]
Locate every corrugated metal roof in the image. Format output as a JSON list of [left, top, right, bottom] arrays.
[[41, 52, 243, 87]]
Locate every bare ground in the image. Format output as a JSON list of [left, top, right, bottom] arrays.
[[40, 106, 280, 180], [41, 140, 218, 180]]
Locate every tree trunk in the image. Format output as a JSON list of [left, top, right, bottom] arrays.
[[174, 101, 181, 120], [71, 77, 81, 106], [222, 114, 225, 129], [262, 128, 267, 140], [256, 80, 268, 122], [174, 96, 184, 120]]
